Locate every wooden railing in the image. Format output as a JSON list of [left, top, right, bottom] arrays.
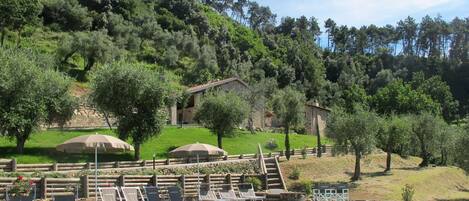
[[0, 146, 332, 173], [0, 173, 263, 199]]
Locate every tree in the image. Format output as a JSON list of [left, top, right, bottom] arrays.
[[42, 0, 92, 31], [90, 62, 171, 160], [177, 90, 192, 128], [56, 31, 118, 77], [454, 128, 469, 172], [411, 112, 444, 167], [243, 80, 269, 134], [194, 91, 249, 149], [326, 106, 380, 181], [377, 115, 412, 172], [371, 80, 440, 115], [0, 0, 42, 47], [0, 49, 76, 153], [272, 87, 305, 160]]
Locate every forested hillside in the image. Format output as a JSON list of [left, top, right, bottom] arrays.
[[1, 0, 468, 120]]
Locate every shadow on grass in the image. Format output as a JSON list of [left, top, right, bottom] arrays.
[[345, 171, 392, 179], [435, 199, 469, 201], [394, 166, 422, 171], [0, 147, 133, 163]]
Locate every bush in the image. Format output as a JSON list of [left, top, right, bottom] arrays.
[[265, 139, 278, 150], [301, 147, 308, 159], [245, 177, 262, 191], [402, 184, 415, 201], [290, 181, 312, 195], [289, 167, 301, 180], [294, 126, 306, 134]]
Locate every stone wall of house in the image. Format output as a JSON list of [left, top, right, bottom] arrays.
[[305, 105, 329, 136]]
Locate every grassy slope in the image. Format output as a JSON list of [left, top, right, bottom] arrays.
[[280, 154, 469, 201], [0, 126, 330, 164]]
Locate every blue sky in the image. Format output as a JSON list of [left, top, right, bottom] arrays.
[[256, 0, 469, 27]]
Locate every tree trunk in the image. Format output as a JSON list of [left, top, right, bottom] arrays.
[[16, 28, 22, 48], [385, 151, 392, 172], [1, 28, 5, 47], [217, 131, 223, 149], [316, 118, 322, 158], [419, 143, 430, 167], [84, 57, 95, 72], [248, 114, 255, 134], [285, 125, 290, 160], [134, 143, 141, 161], [352, 151, 361, 181], [180, 108, 184, 128], [103, 112, 112, 130], [16, 135, 27, 154]]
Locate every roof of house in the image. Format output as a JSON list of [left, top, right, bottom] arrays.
[[187, 77, 249, 93], [305, 100, 331, 111]]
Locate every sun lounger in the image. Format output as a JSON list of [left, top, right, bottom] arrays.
[[143, 186, 161, 201], [198, 184, 222, 201], [99, 187, 122, 201], [121, 187, 144, 201], [218, 189, 246, 201], [238, 184, 265, 201], [168, 186, 183, 201]]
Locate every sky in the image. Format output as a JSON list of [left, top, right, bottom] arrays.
[[255, 0, 469, 27]]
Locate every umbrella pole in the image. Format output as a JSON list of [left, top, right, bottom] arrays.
[[197, 154, 200, 191], [95, 143, 98, 201]]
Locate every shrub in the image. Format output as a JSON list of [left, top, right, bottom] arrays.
[[289, 167, 301, 180], [301, 147, 308, 159], [294, 126, 306, 134], [290, 181, 312, 195], [245, 177, 262, 191], [402, 184, 415, 201], [265, 139, 278, 150]]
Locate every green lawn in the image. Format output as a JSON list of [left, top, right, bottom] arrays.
[[0, 127, 330, 164]]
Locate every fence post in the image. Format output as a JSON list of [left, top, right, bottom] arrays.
[[204, 174, 211, 184], [52, 163, 58, 171], [226, 174, 232, 190], [86, 162, 91, 170], [179, 175, 186, 195], [118, 175, 125, 186], [240, 174, 246, 183], [10, 158, 17, 172], [152, 174, 158, 186], [166, 158, 170, 165], [114, 161, 120, 168], [41, 177, 47, 199], [263, 173, 269, 190], [141, 160, 147, 167], [223, 155, 228, 161], [81, 175, 89, 198]]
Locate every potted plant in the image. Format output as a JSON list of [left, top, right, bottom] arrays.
[[8, 176, 36, 200]]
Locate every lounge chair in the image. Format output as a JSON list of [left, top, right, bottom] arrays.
[[198, 184, 220, 201], [143, 186, 161, 201], [6, 185, 36, 201], [218, 189, 246, 201], [52, 194, 76, 201], [121, 187, 144, 201], [167, 186, 183, 201], [99, 187, 122, 201], [238, 184, 265, 201]]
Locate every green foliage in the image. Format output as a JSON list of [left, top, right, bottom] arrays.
[[42, 0, 92, 31], [289, 167, 301, 180], [0, 48, 76, 153], [264, 139, 278, 150], [454, 128, 469, 172], [90, 61, 172, 160], [0, 0, 42, 46], [290, 181, 313, 195], [371, 80, 440, 115], [377, 115, 413, 171], [245, 176, 262, 191], [272, 87, 305, 160], [401, 184, 415, 201], [326, 105, 380, 180], [194, 91, 249, 148], [411, 113, 446, 167]]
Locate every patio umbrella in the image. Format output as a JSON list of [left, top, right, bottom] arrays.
[[56, 133, 134, 201], [169, 143, 227, 190]]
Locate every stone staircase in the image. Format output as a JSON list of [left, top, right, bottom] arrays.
[[264, 157, 286, 190]]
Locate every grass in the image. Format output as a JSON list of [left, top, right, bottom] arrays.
[[280, 153, 469, 200], [0, 126, 330, 164]]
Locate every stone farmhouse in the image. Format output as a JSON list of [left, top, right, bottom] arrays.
[[55, 77, 329, 136]]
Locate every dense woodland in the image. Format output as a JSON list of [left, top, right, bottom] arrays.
[[0, 0, 468, 176]]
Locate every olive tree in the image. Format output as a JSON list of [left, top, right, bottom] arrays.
[[0, 0, 42, 47], [194, 91, 249, 149], [411, 113, 444, 167], [0, 49, 76, 153], [326, 106, 380, 181], [272, 87, 305, 160], [377, 115, 412, 172], [90, 62, 171, 160]]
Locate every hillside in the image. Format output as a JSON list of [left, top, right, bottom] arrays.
[[280, 154, 469, 200]]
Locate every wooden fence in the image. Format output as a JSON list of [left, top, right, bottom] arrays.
[[0, 146, 331, 173], [0, 173, 263, 199]]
